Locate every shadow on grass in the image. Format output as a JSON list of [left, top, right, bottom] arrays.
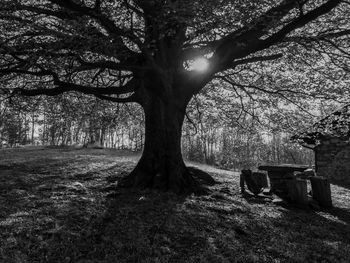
[[76, 190, 191, 262], [0, 152, 201, 262], [331, 179, 350, 191], [241, 191, 274, 205], [239, 189, 350, 261], [1, 148, 350, 262], [263, 206, 350, 262]]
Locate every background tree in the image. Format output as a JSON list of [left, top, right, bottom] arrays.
[[0, 0, 349, 192]]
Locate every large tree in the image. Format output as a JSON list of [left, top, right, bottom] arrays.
[[0, 0, 349, 192]]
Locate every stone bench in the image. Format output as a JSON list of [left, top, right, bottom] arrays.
[[257, 164, 332, 208], [258, 164, 309, 198]]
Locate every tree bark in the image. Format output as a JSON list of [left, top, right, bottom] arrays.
[[120, 90, 208, 193]]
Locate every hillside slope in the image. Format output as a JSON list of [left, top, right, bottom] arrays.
[[0, 147, 349, 262]]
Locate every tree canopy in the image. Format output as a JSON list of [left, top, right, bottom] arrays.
[[0, 0, 348, 99], [0, 0, 349, 192]]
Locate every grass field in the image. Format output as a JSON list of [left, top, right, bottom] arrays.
[[0, 146, 350, 263]]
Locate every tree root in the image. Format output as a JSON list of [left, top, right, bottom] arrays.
[[117, 165, 216, 195]]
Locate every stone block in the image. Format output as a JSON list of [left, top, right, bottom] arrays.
[[310, 176, 332, 208], [287, 179, 308, 205]]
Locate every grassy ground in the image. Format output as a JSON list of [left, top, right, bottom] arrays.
[[0, 146, 350, 263]]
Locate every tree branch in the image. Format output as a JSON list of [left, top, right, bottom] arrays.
[[212, 0, 342, 72], [2, 63, 140, 99], [284, 29, 350, 43], [12, 2, 140, 59], [94, 93, 137, 103], [260, 0, 343, 49], [47, 0, 142, 47], [75, 57, 146, 72], [213, 0, 298, 65], [12, 81, 138, 103], [225, 53, 283, 70]]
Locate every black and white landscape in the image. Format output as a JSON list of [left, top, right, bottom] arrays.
[[0, 0, 349, 262]]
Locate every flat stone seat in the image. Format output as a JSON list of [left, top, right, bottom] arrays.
[[258, 164, 310, 198], [258, 164, 309, 173]]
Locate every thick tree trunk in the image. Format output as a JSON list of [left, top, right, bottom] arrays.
[[121, 94, 206, 193]]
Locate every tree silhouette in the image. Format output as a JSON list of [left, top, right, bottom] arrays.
[[0, 0, 349, 192]]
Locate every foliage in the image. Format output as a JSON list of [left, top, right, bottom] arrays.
[[0, 94, 144, 149], [181, 86, 315, 169], [0, 99, 33, 146], [292, 103, 350, 147], [0, 0, 349, 110], [0, 0, 349, 190]]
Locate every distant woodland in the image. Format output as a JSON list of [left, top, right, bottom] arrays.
[[0, 92, 319, 170]]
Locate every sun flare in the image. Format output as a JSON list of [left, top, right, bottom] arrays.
[[187, 57, 209, 72]]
